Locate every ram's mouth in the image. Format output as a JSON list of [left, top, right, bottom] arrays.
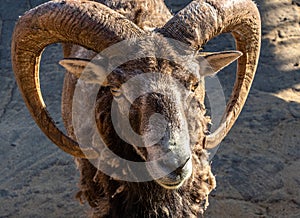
[[151, 157, 192, 189], [156, 178, 186, 189]]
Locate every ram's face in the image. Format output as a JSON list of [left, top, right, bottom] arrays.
[[61, 52, 208, 188], [110, 68, 202, 189], [59, 49, 241, 188]]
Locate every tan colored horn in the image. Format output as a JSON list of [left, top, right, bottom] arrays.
[[159, 0, 261, 149], [11, 0, 144, 158]]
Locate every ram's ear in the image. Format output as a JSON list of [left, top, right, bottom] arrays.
[[59, 58, 108, 84], [196, 51, 243, 76]]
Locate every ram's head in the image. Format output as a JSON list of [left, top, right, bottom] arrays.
[[11, 0, 260, 189]]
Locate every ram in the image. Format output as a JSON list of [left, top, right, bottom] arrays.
[[11, 0, 260, 217]]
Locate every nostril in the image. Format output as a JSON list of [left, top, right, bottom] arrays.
[[173, 157, 190, 175]]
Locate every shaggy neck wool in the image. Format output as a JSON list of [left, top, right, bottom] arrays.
[[76, 147, 215, 218]]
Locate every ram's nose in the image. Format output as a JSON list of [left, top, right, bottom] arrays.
[[146, 154, 192, 189], [172, 157, 190, 176], [157, 157, 192, 189]]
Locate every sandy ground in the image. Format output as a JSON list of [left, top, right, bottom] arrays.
[[0, 0, 299, 217]]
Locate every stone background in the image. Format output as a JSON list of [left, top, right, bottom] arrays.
[[0, 0, 299, 217]]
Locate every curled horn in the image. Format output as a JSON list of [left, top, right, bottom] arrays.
[[159, 0, 261, 149], [11, 0, 144, 158]]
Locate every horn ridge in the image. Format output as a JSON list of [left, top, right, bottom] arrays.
[[11, 0, 144, 158]]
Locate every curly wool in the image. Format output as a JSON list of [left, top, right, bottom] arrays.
[[75, 148, 215, 217]]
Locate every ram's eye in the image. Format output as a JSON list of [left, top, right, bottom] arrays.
[[110, 87, 122, 97], [190, 81, 199, 92]]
